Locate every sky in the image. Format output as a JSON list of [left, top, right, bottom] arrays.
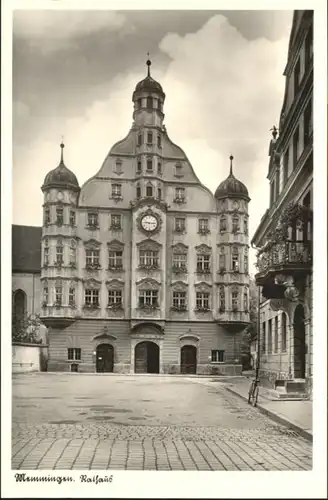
[[12, 9, 293, 272]]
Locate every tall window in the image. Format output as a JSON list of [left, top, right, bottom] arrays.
[[87, 212, 98, 227], [211, 350, 224, 362], [274, 316, 279, 353], [244, 217, 248, 235], [111, 184, 122, 198], [13, 290, 26, 329], [283, 150, 289, 186], [219, 248, 225, 271], [55, 285, 63, 305], [268, 319, 272, 354], [293, 126, 300, 168], [56, 207, 63, 225], [147, 131, 153, 144], [137, 134, 142, 146], [43, 286, 48, 304], [270, 181, 275, 206], [70, 210, 76, 226], [146, 184, 153, 197], [196, 254, 210, 273], [68, 348, 81, 361], [282, 313, 287, 352], [198, 219, 209, 233], [147, 158, 153, 171], [44, 208, 50, 226], [262, 322, 266, 353], [244, 253, 249, 274], [275, 168, 280, 201], [220, 216, 226, 232], [303, 99, 312, 147], [175, 164, 183, 177], [85, 289, 99, 306], [157, 188, 162, 199], [139, 250, 159, 267], [172, 291, 186, 309], [244, 289, 248, 311], [196, 292, 210, 310], [136, 185, 141, 198], [157, 161, 162, 175], [44, 243, 49, 266], [69, 287, 75, 306], [174, 217, 186, 232], [294, 58, 300, 97], [56, 243, 63, 264], [146, 96, 153, 109], [175, 187, 185, 201], [172, 253, 187, 269], [157, 135, 161, 148], [219, 286, 225, 311], [231, 290, 239, 311], [110, 214, 122, 229], [115, 160, 122, 174], [139, 290, 158, 307], [86, 249, 100, 267], [108, 250, 123, 269], [69, 242, 76, 265], [232, 247, 239, 272], [108, 290, 122, 305], [137, 160, 142, 173], [232, 216, 239, 233]]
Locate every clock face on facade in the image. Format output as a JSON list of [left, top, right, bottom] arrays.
[[141, 214, 158, 232]]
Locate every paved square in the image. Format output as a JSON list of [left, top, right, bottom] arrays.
[[12, 373, 312, 471]]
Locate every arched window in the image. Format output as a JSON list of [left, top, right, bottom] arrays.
[[220, 216, 226, 232], [219, 286, 225, 311], [13, 290, 27, 328], [146, 184, 153, 197], [281, 313, 287, 352], [136, 184, 141, 199], [232, 247, 239, 272], [147, 96, 153, 109]]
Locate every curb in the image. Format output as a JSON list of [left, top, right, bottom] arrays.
[[225, 386, 313, 443]]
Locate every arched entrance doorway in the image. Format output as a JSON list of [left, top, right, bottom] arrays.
[[293, 304, 306, 379], [181, 345, 197, 374], [96, 344, 114, 373], [135, 341, 159, 374]]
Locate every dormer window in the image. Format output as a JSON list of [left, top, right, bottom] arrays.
[[111, 184, 122, 199], [175, 163, 183, 177], [115, 159, 122, 174]]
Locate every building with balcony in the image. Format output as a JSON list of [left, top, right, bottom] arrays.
[[25, 58, 251, 375], [251, 10, 313, 395]]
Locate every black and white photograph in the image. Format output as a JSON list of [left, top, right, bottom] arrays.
[[2, 1, 327, 498]]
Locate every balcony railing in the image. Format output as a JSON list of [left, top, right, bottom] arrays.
[[255, 240, 312, 283]]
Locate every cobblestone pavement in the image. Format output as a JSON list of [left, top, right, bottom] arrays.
[[12, 374, 312, 471]]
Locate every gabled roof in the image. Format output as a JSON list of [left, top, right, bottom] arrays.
[[12, 225, 42, 273]]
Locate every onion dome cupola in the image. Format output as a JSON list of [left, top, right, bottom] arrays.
[[215, 155, 250, 201], [41, 142, 80, 192], [133, 56, 165, 100]]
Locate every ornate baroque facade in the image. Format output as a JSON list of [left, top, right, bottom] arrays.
[[39, 59, 251, 374], [252, 11, 313, 395]]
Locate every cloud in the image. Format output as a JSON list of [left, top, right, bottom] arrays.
[[12, 13, 291, 271]]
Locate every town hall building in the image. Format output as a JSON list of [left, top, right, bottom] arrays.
[[13, 59, 251, 375]]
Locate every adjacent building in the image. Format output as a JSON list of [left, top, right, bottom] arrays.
[[38, 59, 251, 374], [252, 10, 313, 395]]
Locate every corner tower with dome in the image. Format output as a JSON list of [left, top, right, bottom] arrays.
[[40, 60, 251, 375]]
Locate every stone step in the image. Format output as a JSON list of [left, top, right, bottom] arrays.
[[265, 388, 309, 401]]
